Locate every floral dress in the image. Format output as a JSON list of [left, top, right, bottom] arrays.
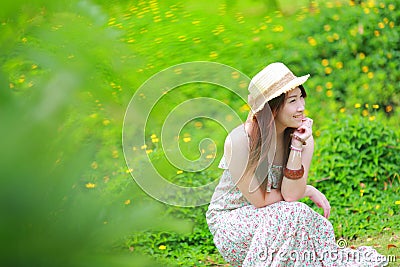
[[206, 156, 388, 267]]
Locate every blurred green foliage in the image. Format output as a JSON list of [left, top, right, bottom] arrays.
[[0, 0, 191, 266]]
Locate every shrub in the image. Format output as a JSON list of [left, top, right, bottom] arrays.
[[310, 114, 399, 187], [293, 0, 400, 120], [308, 114, 400, 238]]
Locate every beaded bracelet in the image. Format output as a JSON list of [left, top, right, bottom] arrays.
[[290, 133, 306, 145], [290, 145, 303, 152], [283, 165, 304, 180]]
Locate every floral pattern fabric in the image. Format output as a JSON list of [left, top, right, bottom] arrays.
[[206, 157, 388, 267]]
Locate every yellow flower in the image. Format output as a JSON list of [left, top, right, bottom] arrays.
[[209, 51, 218, 59], [183, 137, 191, 143], [307, 37, 317, 46], [324, 25, 331, 31], [359, 53, 365, 60], [145, 149, 153, 154], [103, 119, 110, 126], [112, 150, 119, 158], [326, 82, 333, 89], [18, 76, 25, 83], [159, 245, 166, 250], [85, 182, 96, 189], [21, 37, 28, 43], [360, 189, 365, 196], [372, 104, 379, 109], [231, 71, 240, 79], [388, 4, 394, 11], [378, 22, 384, 29], [124, 199, 131, 205], [336, 62, 343, 69], [389, 22, 394, 29], [340, 108, 346, 113], [385, 105, 393, 112], [126, 168, 133, 173], [239, 104, 250, 112], [369, 116, 375, 121], [176, 170, 183, 174], [272, 25, 284, 32], [239, 81, 247, 89], [91, 161, 98, 169], [395, 200, 400, 205], [194, 121, 203, 128], [367, 72, 374, 79], [325, 67, 332, 75], [362, 109, 369, 117], [265, 43, 274, 50], [374, 30, 380, 37], [193, 37, 201, 44], [153, 16, 162, 23], [108, 18, 116, 26], [316, 85, 323, 92], [354, 103, 361, 108], [151, 138, 159, 143], [375, 205, 380, 210], [321, 59, 329, 67], [326, 90, 333, 97], [362, 66, 369, 73]]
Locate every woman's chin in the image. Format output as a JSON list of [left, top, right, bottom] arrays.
[[291, 121, 302, 129]]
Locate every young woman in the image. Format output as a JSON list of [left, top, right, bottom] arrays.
[[206, 62, 387, 266]]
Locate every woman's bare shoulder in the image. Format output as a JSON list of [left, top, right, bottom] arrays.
[[224, 124, 249, 157]]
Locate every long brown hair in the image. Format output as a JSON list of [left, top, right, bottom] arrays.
[[245, 85, 307, 188]]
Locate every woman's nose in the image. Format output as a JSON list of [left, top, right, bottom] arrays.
[[297, 100, 305, 111]]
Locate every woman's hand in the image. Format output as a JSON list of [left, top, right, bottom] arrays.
[[293, 117, 313, 142], [305, 185, 331, 218]]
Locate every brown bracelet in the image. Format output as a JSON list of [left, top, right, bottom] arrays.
[[284, 165, 304, 180], [290, 133, 306, 145]]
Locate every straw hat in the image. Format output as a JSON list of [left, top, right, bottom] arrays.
[[248, 62, 310, 113]]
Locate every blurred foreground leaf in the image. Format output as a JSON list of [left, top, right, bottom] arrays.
[[0, 0, 191, 266]]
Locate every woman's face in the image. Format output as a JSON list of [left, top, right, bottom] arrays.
[[275, 87, 305, 129]]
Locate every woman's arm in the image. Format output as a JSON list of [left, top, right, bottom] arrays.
[[225, 130, 283, 208], [304, 185, 331, 218], [281, 118, 314, 202]]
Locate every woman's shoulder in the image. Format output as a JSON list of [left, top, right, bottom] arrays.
[[224, 123, 249, 158]]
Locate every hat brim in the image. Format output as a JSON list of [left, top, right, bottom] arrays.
[[251, 74, 310, 114]]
